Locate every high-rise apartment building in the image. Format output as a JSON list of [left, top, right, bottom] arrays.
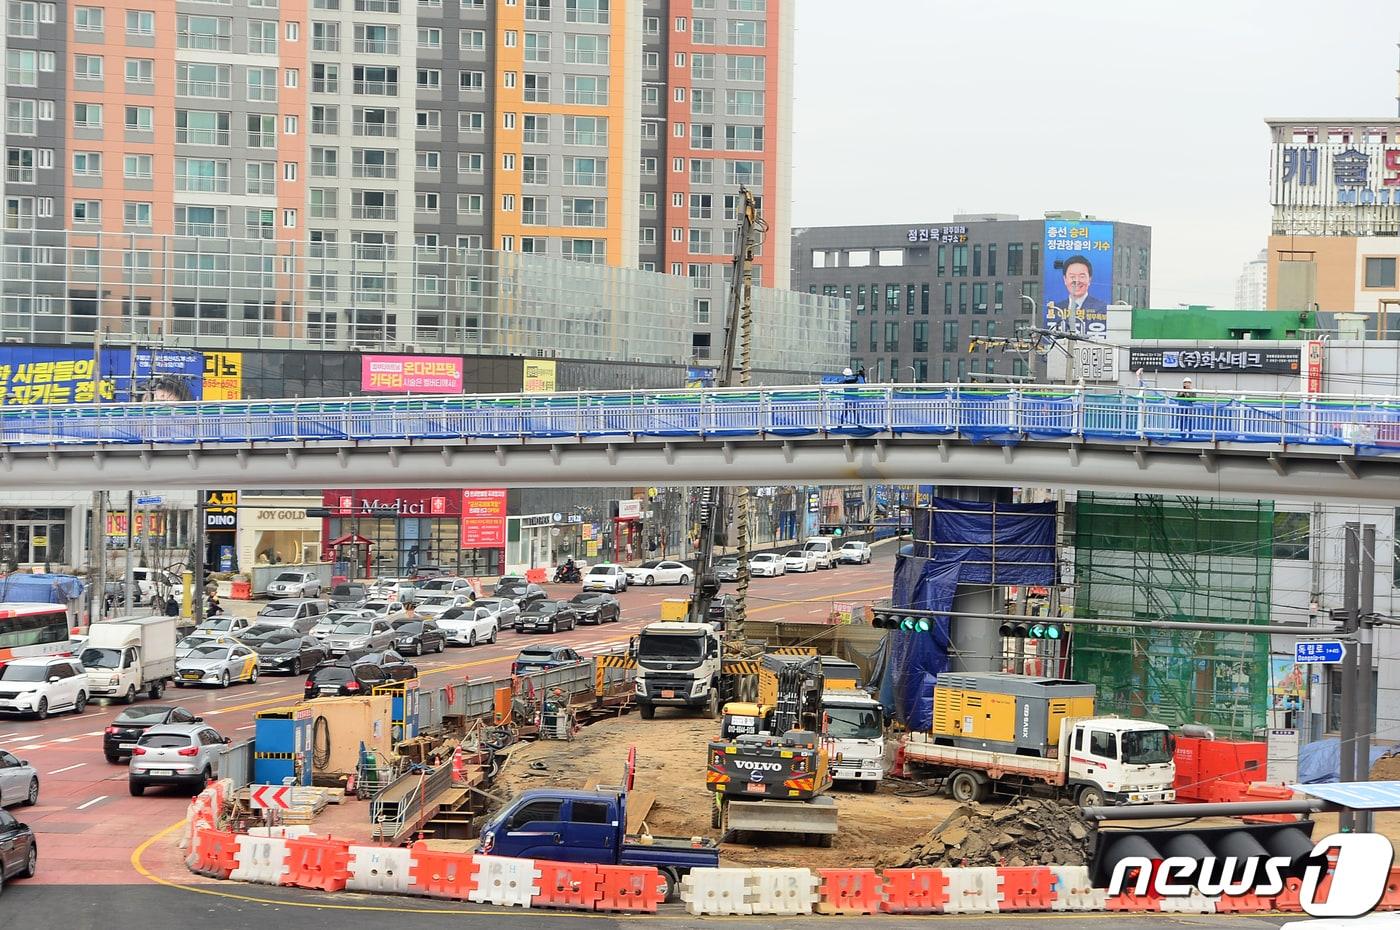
[[1, 0, 792, 358]]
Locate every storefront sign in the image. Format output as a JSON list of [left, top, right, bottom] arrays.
[[1306, 340, 1324, 393], [906, 225, 968, 243], [361, 354, 464, 394], [616, 500, 642, 519], [523, 359, 557, 393], [202, 352, 242, 400], [219, 545, 234, 572], [323, 490, 456, 517], [461, 488, 507, 548], [205, 490, 238, 530], [1128, 347, 1302, 374], [106, 511, 167, 538]]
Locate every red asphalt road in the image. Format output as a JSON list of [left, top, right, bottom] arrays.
[[1, 560, 891, 885]]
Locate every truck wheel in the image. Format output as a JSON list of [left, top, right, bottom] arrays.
[[817, 833, 834, 848], [949, 771, 988, 803], [123, 685, 137, 705], [1077, 785, 1106, 808], [702, 689, 718, 719], [639, 702, 655, 720], [657, 867, 680, 903], [711, 799, 722, 829], [149, 681, 164, 699], [860, 780, 878, 794]]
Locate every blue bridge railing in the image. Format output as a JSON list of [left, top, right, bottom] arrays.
[[1, 384, 1398, 452]]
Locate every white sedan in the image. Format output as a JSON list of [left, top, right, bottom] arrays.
[[839, 541, 873, 564], [415, 593, 473, 619], [783, 549, 819, 573], [623, 559, 692, 587], [435, 605, 499, 647], [748, 553, 786, 577]]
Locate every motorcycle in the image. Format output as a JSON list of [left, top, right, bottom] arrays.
[[553, 562, 582, 584]]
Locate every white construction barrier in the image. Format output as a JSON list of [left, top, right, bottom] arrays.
[[467, 855, 539, 909], [230, 835, 291, 885], [347, 846, 415, 895], [681, 867, 753, 916]]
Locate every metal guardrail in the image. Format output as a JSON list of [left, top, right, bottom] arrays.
[[370, 761, 453, 841], [5, 383, 1400, 452], [215, 738, 254, 788]]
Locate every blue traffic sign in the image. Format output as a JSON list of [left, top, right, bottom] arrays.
[[1295, 640, 1346, 664], [135, 495, 163, 507], [1292, 781, 1400, 810]]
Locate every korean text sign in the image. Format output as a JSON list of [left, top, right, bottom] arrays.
[[1042, 221, 1114, 337], [361, 354, 464, 394], [461, 488, 507, 549]]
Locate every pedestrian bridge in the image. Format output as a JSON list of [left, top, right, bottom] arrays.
[[3, 384, 1400, 502]]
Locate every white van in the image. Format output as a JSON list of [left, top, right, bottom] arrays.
[[801, 536, 838, 570]]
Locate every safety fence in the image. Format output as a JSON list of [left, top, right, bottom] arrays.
[[182, 826, 1400, 916], [369, 763, 454, 843], [9, 384, 1400, 452], [214, 739, 254, 790]]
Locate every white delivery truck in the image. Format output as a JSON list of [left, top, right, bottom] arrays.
[[822, 688, 886, 792], [80, 615, 178, 703]]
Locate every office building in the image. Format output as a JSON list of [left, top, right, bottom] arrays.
[[791, 214, 1151, 382], [1235, 248, 1268, 309]]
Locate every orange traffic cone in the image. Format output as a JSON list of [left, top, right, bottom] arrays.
[[451, 744, 465, 784]]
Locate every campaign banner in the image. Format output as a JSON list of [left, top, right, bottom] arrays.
[[135, 348, 205, 401], [523, 359, 556, 393], [461, 488, 507, 549], [0, 347, 128, 406], [361, 354, 464, 394], [1042, 220, 1114, 337], [202, 351, 242, 400]]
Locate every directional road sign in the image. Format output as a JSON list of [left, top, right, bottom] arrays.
[[249, 784, 292, 810], [1291, 781, 1400, 810], [1295, 641, 1346, 664], [135, 496, 163, 507]]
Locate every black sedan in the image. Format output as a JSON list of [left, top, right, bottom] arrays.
[[494, 579, 548, 609], [103, 704, 201, 763], [304, 661, 392, 699], [356, 649, 419, 682], [328, 583, 370, 609], [569, 592, 620, 625], [0, 808, 36, 891], [390, 619, 447, 656], [243, 626, 329, 675], [516, 600, 579, 634]]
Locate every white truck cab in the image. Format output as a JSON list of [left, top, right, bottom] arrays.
[[1065, 717, 1177, 806], [632, 621, 726, 719], [823, 689, 885, 792], [81, 616, 178, 703], [801, 537, 838, 570]]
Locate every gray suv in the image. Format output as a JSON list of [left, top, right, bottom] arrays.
[[128, 722, 230, 796], [257, 599, 327, 628], [265, 570, 322, 598]]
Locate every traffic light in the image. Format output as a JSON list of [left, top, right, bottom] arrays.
[[998, 621, 1065, 640], [872, 607, 933, 633]]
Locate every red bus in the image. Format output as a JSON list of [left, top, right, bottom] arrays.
[[0, 603, 73, 661]]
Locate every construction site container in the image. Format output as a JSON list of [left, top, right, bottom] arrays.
[[297, 694, 394, 776], [931, 673, 1095, 756]]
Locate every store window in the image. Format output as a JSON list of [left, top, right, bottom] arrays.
[[0, 507, 67, 566]]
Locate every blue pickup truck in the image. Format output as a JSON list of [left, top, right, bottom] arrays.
[[477, 788, 719, 901]]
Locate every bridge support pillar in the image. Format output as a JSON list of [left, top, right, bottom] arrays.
[[938, 485, 1010, 674]]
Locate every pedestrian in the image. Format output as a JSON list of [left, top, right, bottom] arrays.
[[838, 367, 861, 425], [164, 594, 179, 617], [1176, 377, 1196, 436]]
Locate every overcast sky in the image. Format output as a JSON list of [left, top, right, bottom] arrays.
[[791, 0, 1400, 308]]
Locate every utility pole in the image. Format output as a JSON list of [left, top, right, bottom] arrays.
[[192, 493, 207, 627], [688, 187, 760, 637], [123, 491, 135, 614], [1358, 523, 1377, 833], [89, 329, 104, 626], [1339, 522, 1360, 832]]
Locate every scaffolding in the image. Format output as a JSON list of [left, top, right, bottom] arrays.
[[1070, 493, 1273, 738]]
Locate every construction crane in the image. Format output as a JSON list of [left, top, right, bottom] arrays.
[[687, 187, 762, 639]]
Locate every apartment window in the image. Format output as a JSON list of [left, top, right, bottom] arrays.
[[565, 0, 607, 24], [176, 110, 229, 145], [501, 193, 515, 211], [353, 65, 398, 96], [461, 111, 486, 133], [460, 70, 485, 91], [460, 152, 485, 174], [313, 21, 341, 51], [691, 88, 714, 115], [688, 124, 714, 151], [246, 113, 276, 147], [416, 110, 441, 131], [415, 192, 439, 215], [125, 9, 153, 34], [175, 157, 229, 192], [123, 154, 153, 179], [310, 147, 338, 177], [692, 52, 715, 80], [727, 54, 765, 81], [687, 159, 714, 186], [688, 228, 711, 254], [123, 201, 152, 229], [1365, 257, 1397, 289], [72, 199, 101, 224], [639, 226, 656, 247], [353, 148, 398, 178], [565, 34, 609, 65], [921, 283, 931, 314], [724, 125, 763, 151], [125, 58, 154, 84], [246, 67, 278, 102], [525, 0, 550, 20], [503, 71, 517, 89], [692, 17, 715, 43], [563, 115, 606, 146], [524, 32, 550, 62], [245, 207, 275, 239], [177, 62, 230, 98], [458, 193, 483, 215], [351, 189, 397, 220], [674, 15, 686, 31], [643, 86, 660, 107], [355, 23, 399, 54], [725, 89, 764, 117], [993, 282, 1004, 311], [74, 54, 104, 82], [958, 282, 968, 313], [724, 159, 762, 186], [417, 68, 441, 90], [563, 156, 604, 186], [564, 238, 604, 263], [459, 28, 485, 51], [4, 148, 33, 184], [562, 197, 604, 227], [1007, 242, 1024, 276], [73, 4, 102, 30], [688, 193, 713, 220], [416, 26, 439, 50], [248, 19, 277, 53], [6, 50, 36, 86], [73, 102, 102, 129], [178, 14, 231, 50], [728, 19, 765, 45], [640, 191, 656, 210], [416, 151, 439, 173], [245, 160, 275, 195], [309, 188, 336, 219], [521, 195, 548, 225], [564, 75, 608, 105], [353, 0, 398, 11], [1272, 511, 1310, 561], [311, 63, 338, 93], [688, 264, 712, 289], [523, 72, 550, 102], [72, 151, 101, 177], [311, 105, 338, 134]]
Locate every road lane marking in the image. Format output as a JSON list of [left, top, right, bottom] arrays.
[[53, 736, 82, 743], [83, 730, 105, 737], [13, 744, 42, 751], [236, 725, 256, 731], [76, 795, 108, 810], [48, 763, 85, 775], [0, 731, 19, 739]]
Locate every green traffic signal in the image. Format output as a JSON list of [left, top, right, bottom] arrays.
[[1045, 623, 1062, 640], [915, 618, 930, 632], [1029, 622, 1046, 638]]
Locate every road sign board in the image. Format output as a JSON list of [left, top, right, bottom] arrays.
[[135, 496, 163, 507], [1295, 641, 1346, 664], [249, 784, 292, 810], [1292, 781, 1400, 810]]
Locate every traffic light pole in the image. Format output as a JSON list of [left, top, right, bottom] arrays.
[[1339, 524, 1360, 832], [1358, 524, 1377, 833], [872, 603, 1360, 638]]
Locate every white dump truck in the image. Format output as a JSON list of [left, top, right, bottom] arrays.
[[80, 615, 178, 703]]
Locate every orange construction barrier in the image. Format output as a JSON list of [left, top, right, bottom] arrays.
[[533, 860, 602, 910], [593, 864, 665, 913], [1105, 890, 1160, 912], [817, 868, 884, 915], [997, 866, 1056, 911], [1215, 891, 1273, 913], [525, 568, 548, 584], [1374, 867, 1400, 910], [407, 842, 478, 899], [880, 868, 948, 913], [188, 828, 239, 879], [282, 836, 353, 893]]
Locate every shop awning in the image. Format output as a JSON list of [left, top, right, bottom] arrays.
[[327, 533, 374, 547]]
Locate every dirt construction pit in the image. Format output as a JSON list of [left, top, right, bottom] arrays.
[[495, 712, 967, 869]]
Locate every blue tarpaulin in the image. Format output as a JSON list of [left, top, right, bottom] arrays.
[[1297, 738, 1396, 784], [879, 498, 1057, 730], [0, 573, 85, 605]]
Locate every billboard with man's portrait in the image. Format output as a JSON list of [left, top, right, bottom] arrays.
[[1042, 221, 1114, 338]]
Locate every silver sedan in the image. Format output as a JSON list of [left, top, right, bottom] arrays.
[[0, 750, 38, 808], [174, 644, 259, 688]]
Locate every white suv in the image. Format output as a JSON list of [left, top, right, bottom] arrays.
[[0, 657, 88, 719]]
